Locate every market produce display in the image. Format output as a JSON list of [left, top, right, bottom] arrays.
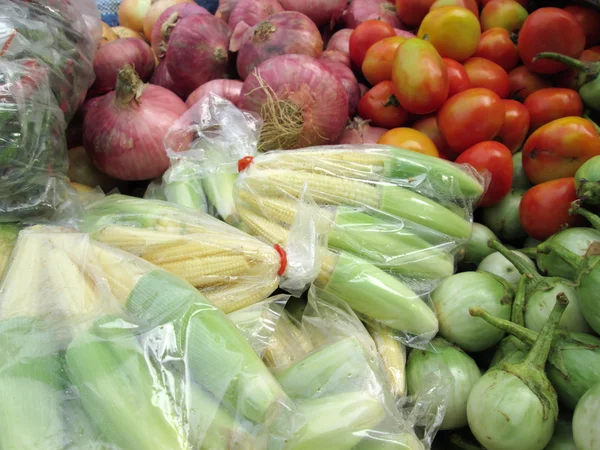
[[3, 0, 600, 448]]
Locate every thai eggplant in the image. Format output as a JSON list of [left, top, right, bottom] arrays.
[[572, 383, 600, 450]]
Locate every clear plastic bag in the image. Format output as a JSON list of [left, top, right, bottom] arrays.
[[0, 0, 97, 221], [234, 145, 487, 347]]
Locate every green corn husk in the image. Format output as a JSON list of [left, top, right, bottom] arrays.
[[203, 171, 239, 225], [65, 317, 190, 450], [62, 395, 116, 450]]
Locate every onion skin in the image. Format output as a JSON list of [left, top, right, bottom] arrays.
[[278, 0, 347, 27], [99, 22, 119, 47], [319, 59, 360, 116], [84, 66, 188, 181], [112, 26, 146, 40], [395, 28, 417, 39], [118, 0, 151, 33], [235, 12, 323, 80], [143, 0, 195, 41], [338, 118, 387, 144], [216, 0, 240, 23], [229, 0, 284, 31], [326, 28, 352, 55], [239, 54, 348, 150], [149, 60, 187, 98], [89, 38, 156, 98], [186, 79, 243, 108], [344, 0, 402, 29], [432, 271, 513, 352], [320, 50, 351, 67], [150, 3, 210, 59], [165, 15, 232, 97]]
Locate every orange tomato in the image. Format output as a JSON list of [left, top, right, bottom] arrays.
[[377, 128, 440, 157], [362, 36, 408, 86], [412, 115, 457, 160], [480, 0, 529, 33], [417, 6, 481, 62], [430, 0, 478, 17], [463, 57, 511, 98]]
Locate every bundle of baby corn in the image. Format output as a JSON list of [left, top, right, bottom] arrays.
[[81, 194, 286, 313], [234, 145, 486, 343]]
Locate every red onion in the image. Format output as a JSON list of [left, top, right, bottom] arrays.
[[235, 12, 324, 81], [320, 50, 351, 67], [229, 0, 284, 31], [358, 83, 368, 97], [343, 0, 402, 28], [395, 29, 416, 39], [326, 29, 352, 55], [216, 0, 240, 24], [277, 0, 347, 27], [165, 15, 232, 97], [89, 38, 155, 97], [238, 54, 348, 150], [149, 60, 188, 98], [150, 3, 209, 59], [186, 79, 243, 108], [319, 59, 360, 116], [83, 65, 188, 181], [338, 118, 388, 144]]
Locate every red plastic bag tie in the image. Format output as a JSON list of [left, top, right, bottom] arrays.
[[274, 244, 287, 276], [238, 156, 254, 172]]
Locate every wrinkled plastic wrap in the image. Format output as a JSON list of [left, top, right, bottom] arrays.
[[146, 93, 262, 225], [0, 0, 98, 221], [234, 145, 487, 347], [0, 225, 444, 449], [80, 193, 316, 312]]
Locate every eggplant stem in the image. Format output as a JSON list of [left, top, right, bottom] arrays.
[[488, 239, 540, 280], [518, 247, 538, 259], [511, 274, 527, 326], [537, 241, 583, 270], [469, 307, 537, 345], [523, 293, 568, 370], [533, 52, 586, 72], [570, 201, 600, 231]]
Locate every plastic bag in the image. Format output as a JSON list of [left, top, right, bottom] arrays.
[[146, 93, 262, 226], [234, 145, 487, 347], [0, 0, 97, 221], [80, 193, 318, 312]]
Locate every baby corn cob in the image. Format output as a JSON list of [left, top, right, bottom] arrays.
[[207, 279, 280, 314], [263, 310, 313, 369], [367, 322, 407, 398]]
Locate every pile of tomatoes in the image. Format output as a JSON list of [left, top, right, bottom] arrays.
[[348, 0, 600, 241]]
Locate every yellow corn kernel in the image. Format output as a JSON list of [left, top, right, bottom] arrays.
[[93, 225, 185, 255], [367, 323, 407, 398], [161, 255, 252, 288], [141, 240, 226, 265], [206, 279, 279, 314], [263, 312, 311, 369], [313, 252, 338, 289], [238, 207, 289, 246], [237, 190, 299, 226]]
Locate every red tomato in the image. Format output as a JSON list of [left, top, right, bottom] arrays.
[[474, 28, 520, 71], [497, 99, 530, 153], [349, 20, 396, 69], [412, 115, 458, 160], [396, 0, 437, 28], [508, 65, 552, 101], [480, 0, 526, 6], [564, 5, 600, 48], [430, 0, 478, 17], [443, 58, 471, 97], [480, 0, 529, 33], [524, 88, 584, 131], [522, 117, 600, 184], [357, 80, 410, 128], [518, 8, 586, 74], [362, 36, 407, 86], [438, 87, 505, 153], [392, 39, 449, 115], [520, 178, 584, 240], [463, 57, 511, 98], [456, 141, 514, 207]]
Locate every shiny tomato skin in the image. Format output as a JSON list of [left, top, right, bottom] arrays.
[[497, 99, 530, 153], [396, 0, 437, 28], [524, 88, 584, 131], [392, 38, 449, 115], [474, 28, 520, 71], [417, 6, 481, 62], [456, 141, 514, 207], [412, 115, 458, 160], [362, 36, 408, 86], [443, 58, 471, 97], [520, 178, 584, 240], [522, 117, 600, 185], [357, 81, 409, 128], [349, 20, 396, 68], [438, 87, 505, 153], [553, 48, 600, 90], [518, 8, 586, 74], [480, 0, 529, 33], [463, 57, 511, 98], [564, 5, 600, 47], [377, 127, 440, 157], [507, 65, 552, 101], [430, 0, 478, 17], [480, 0, 527, 7]]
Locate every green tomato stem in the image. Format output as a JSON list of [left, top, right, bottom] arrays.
[[533, 52, 587, 72], [570, 200, 600, 231], [488, 239, 540, 280], [511, 274, 527, 326], [537, 240, 584, 270]]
